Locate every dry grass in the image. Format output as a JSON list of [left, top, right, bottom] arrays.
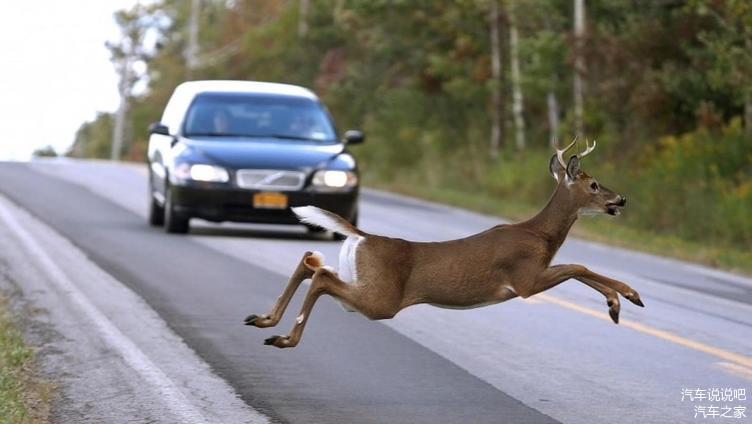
[[0, 295, 52, 424]]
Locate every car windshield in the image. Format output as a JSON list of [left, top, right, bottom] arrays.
[[183, 92, 337, 142]]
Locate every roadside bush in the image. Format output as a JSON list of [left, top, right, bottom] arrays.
[[624, 119, 752, 246], [365, 119, 751, 251]]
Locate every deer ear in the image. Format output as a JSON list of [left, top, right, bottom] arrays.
[[549, 154, 564, 182], [566, 155, 581, 181]]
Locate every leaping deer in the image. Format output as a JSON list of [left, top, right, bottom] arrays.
[[245, 139, 644, 348]]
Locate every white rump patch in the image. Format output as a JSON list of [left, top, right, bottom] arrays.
[[338, 235, 363, 284], [292, 206, 359, 237]]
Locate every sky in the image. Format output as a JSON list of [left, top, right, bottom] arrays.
[[0, 0, 141, 160]]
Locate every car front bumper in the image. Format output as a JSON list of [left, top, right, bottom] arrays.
[[170, 183, 358, 225]]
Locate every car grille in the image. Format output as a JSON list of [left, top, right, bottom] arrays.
[[236, 169, 306, 191]]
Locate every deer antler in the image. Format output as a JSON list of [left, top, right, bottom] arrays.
[[556, 136, 579, 168], [579, 139, 596, 159]]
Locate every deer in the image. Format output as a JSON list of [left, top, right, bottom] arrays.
[[244, 139, 644, 348]]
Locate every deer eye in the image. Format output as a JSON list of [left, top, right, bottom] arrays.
[[590, 182, 599, 191]]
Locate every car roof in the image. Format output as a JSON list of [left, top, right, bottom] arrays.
[[174, 80, 319, 100]]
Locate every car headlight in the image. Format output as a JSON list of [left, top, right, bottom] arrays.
[[311, 170, 358, 190], [175, 163, 230, 183]]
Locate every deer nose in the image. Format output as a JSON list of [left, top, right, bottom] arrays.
[[618, 196, 627, 207]]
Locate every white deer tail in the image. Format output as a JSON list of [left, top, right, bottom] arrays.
[[291, 206, 363, 237]]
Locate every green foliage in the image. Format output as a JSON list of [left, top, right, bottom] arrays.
[[79, 0, 752, 267], [68, 113, 114, 159], [623, 119, 752, 245], [31, 146, 57, 158]]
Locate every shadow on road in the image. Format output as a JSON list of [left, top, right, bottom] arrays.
[[186, 223, 338, 242]]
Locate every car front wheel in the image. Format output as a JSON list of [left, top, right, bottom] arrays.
[[164, 183, 190, 234], [148, 180, 165, 227]]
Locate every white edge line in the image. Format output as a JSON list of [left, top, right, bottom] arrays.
[[0, 199, 210, 424]]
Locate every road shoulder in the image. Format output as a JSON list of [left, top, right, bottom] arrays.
[[0, 194, 267, 423]]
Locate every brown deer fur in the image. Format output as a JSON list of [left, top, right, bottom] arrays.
[[245, 140, 644, 348]]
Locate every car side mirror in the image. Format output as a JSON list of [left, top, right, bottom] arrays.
[[149, 122, 170, 136], [343, 130, 365, 145]]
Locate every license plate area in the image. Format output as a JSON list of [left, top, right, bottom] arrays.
[[253, 192, 288, 209]]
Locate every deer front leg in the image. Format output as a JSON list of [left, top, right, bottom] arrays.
[[579, 269, 644, 308], [521, 265, 640, 324], [574, 277, 621, 323], [264, 268, 400, 349], [244, 251, 319, 328]]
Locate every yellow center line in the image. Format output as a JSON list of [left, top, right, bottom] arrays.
[[536, 293, 752, 370], [717, 362, 752, 381]]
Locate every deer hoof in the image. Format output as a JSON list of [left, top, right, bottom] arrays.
[[609, 307, 620, 324], [626, 292, 644, 307], [245, 314, 274, 327], [264, 335, 291, 348], [244, 314, 260, 326]]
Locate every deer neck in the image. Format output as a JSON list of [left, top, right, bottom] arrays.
[[521, 183, 579, 250]]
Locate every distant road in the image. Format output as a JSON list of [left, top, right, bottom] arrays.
[[0, 159, 750, 424]]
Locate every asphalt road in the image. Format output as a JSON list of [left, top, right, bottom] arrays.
[[0, 159, 750, 424]]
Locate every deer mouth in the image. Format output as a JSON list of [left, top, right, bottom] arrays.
[[606, 204, 622, 216]]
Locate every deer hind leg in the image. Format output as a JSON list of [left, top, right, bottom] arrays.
[[264, 268, 401, 349], [244, 251, 320, 328]]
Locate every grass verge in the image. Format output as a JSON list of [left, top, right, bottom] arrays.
[[0, 294, 51, 424], [368, 181, 752, 277]]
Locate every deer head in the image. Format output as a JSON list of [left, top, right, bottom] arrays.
[[548, 138, 627, 216]]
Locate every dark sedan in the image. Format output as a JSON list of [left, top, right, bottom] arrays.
[[146, 80, 363, 238]]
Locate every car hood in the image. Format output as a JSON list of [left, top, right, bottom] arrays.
[[181, 137, 346, 170]]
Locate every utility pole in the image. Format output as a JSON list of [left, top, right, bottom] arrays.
[[573, 0, 586, 138], [186, 0, 201, 71]]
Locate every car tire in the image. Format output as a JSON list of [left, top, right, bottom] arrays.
[[164, 183, 190, 234], [148, 182, 165, 227]]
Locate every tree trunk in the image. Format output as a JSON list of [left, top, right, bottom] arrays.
[[745, 91, 752, 141], [185, 0, 201, 71], [489, 0, 505, 159], [508, 1, 526, 150], [547, 89, 560, 148], [573, 0, 586, 138], [111, 57, 132, 161], [299, 0, 311, 39]]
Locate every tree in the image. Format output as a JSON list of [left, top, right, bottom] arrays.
[[572, 0, 585, 137], [106, 4, 158, 160], [489, 0, 505, 158], [32, 146, 58, 158], [507, 0, 526, 150], [692, 0, 752, 139]]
